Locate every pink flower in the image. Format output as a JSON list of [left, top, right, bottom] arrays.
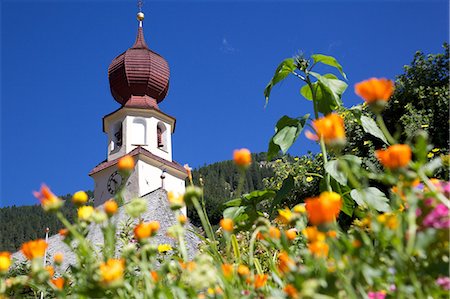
[[423, 204, 450, 229], [436, 276, 450, 290], [368, 291, 386, 299]]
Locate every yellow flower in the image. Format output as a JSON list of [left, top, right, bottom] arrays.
[[157, 244, 173, 253], [21, 239, 48, 260], [377, 213, 398, 229], [302, 226, 326, 243], [99, 258, 125, 287], [178, 214, 187, 225], [427, 152, 434, 158], [72, 190, 88, 205], [53, 253, 64, 265], [33, 184, 63, 212], [237, 264, 250, 277], [168, 191, 185, 210], [306, 176, 314, 182], [118, 155, 135, 172], [233, 148, 252, 168], [278, 208, 293, 224], [0, 252, 11, 273], [293, 204, 306, 214], [78, 206, 94, 221], [220, 218, 234, 233]]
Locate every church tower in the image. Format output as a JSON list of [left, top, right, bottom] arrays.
[[90, 11, 187, 206]]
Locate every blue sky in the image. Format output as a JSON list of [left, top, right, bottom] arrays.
[[1, 0, 448, 207]]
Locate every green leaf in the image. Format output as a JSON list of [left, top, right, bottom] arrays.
[[242, 189, 276, 205], [325, 155, 362, 186], [264, 58, 296, 105], [223, 198, 242, 207], [360, 115, 389, 145], [269, 175, 295, 215], [267, 114, 309, 160], [223, 206, 247, 222], [309, 73, 347, 114], [324, 160, 347, 186], [350, 187, 391, 212], [311, 54, 347, 80], [423, 157, 443, 176], [300, 84, 313, 101]]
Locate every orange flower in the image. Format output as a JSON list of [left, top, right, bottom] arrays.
[[51, 277, 65, 290], [150, 271, 159, 282], [284, 284, 299, 298], [104, 200, 118, 216], [327, 230, 337, 238], [184, 164, 193, 183], [21, 239, 48, 260], [305, 191, 342, 225], [99, 258, 125, 287], [233, 148, 252, 168], [221, 263, 234, 279], [352, 239, 362, 248], [278, 251, 294, 274], [237, 264, 250, 277], [375, 144, 412, 169], [308, 241, 329, 258], [118, 155, 135, 172], [72, 190, 88, 205], [54, 253, 64, 265], [45, 265, 55, 277], [33, 184, 63, 212], [312, 113, 346, 146], [220, 218, 234, 233], [59, 229, 69, 238], [0, 252, 11, 273], [285, 228, 297, 241], [269, 226, 281, 239], [254, 274, 268, 288], [355, 78, 394, 104], [134, 221, 159, 240], [302, 226, 326, 243], [179, 261, 196, 271]]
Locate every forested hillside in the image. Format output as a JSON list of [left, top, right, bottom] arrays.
[[0, 154, 272, 251]]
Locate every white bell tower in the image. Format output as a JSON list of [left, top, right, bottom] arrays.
[[89, 12, 187, 207]]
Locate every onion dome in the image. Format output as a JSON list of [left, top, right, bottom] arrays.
[[108, 15, 170, 106]]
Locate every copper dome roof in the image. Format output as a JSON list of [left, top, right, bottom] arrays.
[[108, 26, 170, 106]]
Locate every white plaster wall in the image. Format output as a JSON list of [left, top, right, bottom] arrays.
[[92, 167, 118, 206], [137, 161, 186, 197], [124, 116, 172, 161]]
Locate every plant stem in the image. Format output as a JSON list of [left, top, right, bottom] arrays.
[[376, 114, 396, 145]]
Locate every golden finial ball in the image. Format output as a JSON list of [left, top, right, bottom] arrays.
[[137, 12, 145, 21]]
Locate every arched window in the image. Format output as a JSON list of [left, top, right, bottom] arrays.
[[110, 122, 122, 153], [132, 118, 147, 146], [157, 122, 167, 151]]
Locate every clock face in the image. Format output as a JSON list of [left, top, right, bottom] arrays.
[[107, 171, 123, 195]]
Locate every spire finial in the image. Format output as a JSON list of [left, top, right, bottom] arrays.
[[137, 0, 144, 27]]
